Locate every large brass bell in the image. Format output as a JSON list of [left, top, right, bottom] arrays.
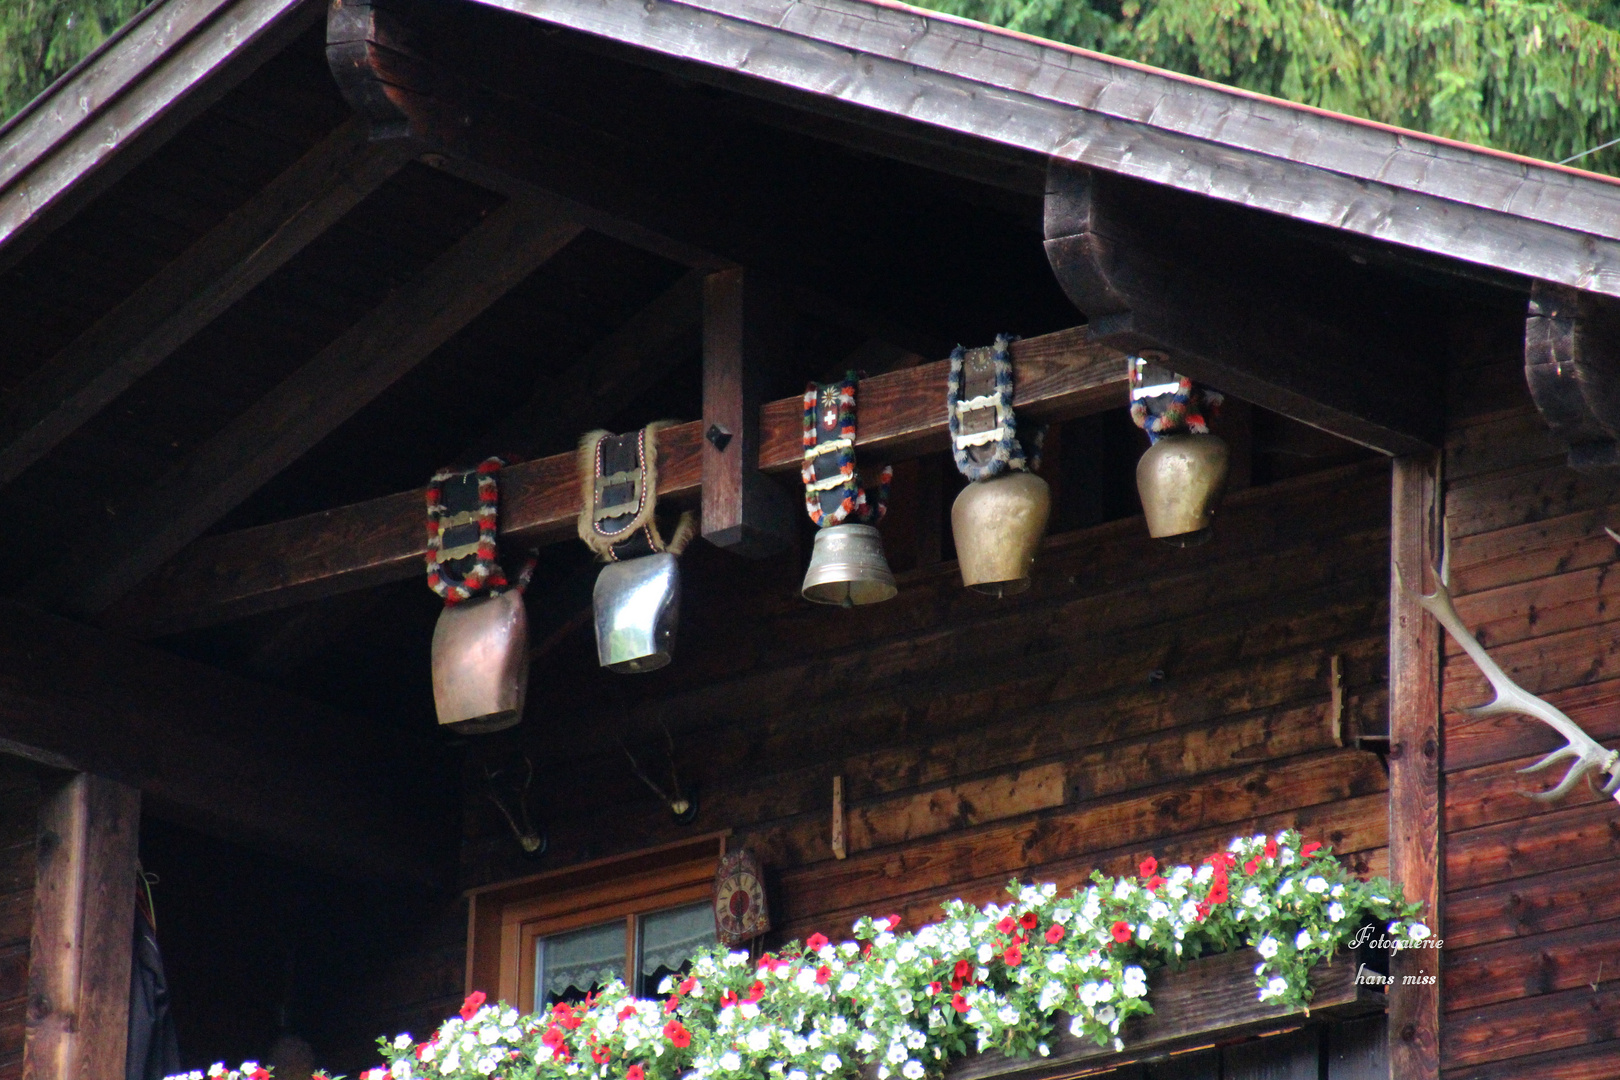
[[430, 589, 530, 732], [1137, 433, 1230, 546], [952, 471, 1051, 596], [802, 523, 897, 606], [594, 551, 681, 673]]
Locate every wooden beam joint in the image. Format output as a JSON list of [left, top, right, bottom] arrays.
[[1043, 161, 1441, 456], [1524, 279, 1620, 470]]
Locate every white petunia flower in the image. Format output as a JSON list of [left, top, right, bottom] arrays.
[[1257, 936, 1279, 959], [747, 1029, 771, 1052], [1327, 902, 1346, 921], [1296, 929, 1312, 949], [720, 1053, 742, 1071], [902, 1062, 925, 1080], [821, 1054, 843, 1074], [1409, 923, 1432, 941], [1305, 876, 1328, 894]]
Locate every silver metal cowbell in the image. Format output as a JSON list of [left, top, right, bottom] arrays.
[[801, 523, 897, 606], [594, 551, 681, 673], [430, 589, 530, 733]]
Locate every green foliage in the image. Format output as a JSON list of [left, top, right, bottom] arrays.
[[918, 0, 1620, 173], [0, 0, 153, 122]]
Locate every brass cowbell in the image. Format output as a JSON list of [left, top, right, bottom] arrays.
[[801, 523, 897, 607], [1136, 433, 1230, 546], [952, 471, 1051, 596]]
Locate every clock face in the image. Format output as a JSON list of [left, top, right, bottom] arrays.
[[714, 852, 770, 945]]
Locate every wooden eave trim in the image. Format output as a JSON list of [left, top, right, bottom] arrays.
[[467, 0, 1620, 298], [464, 831, 730, 903], [0, 0, 318, 267]]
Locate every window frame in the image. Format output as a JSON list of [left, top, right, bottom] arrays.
[[465, 832, 728, 1012]]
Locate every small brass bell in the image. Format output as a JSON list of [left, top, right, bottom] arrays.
[[952, 471, 1051, 597], [802, 523, 897, 606], [594, 551, 681, 673], [1137, 433, 1230, 546], [430, 589, 530, 733]]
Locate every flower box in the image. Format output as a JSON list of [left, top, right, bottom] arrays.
[[942, 948, 1382, 1080]]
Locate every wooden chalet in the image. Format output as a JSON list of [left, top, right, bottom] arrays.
[[2, 0, 1619, 1076]]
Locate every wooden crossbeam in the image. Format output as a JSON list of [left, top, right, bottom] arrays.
[[46, 195, 586, 616], [0, 598, 449, 884], [101, 326, 1127, 638], [0, 118, 415, 487]]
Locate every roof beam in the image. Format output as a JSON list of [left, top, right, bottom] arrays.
[[465, 0, 1620, 300], [0, 118, 414, 488], [42, 194, 586, 616], [0, 598, 449, 884], [100, 325, 1127, 638], [0, 0, 319, 273], [1044, 163, 1442, 455]]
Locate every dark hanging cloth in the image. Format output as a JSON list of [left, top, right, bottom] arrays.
[[127, 906, 180, 1080]]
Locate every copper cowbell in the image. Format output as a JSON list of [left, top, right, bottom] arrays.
[[951, 471, 1051, 597], [430, 589, 530, 732], [594, 551, 680, 673], [1136, 433, 1230, 546], [801, 523, 896, 606]]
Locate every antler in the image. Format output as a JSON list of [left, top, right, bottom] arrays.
[[1400, 538, 1620, 803]]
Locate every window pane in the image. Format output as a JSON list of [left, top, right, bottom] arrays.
[[536, 920, 623, 1010], [636, 901, 714, 997]]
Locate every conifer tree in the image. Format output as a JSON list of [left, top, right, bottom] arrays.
[[0, 0, 151, 121]]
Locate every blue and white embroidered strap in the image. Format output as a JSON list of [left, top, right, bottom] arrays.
[[947, 334, 1043, 482]]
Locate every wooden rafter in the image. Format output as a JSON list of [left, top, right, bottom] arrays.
[[101, 326, 1127, 638], [0, 118, 415, 487], [43, 195, 586, 616], [0, 597, 448, 883]]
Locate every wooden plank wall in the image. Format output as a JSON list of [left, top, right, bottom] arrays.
[[1438, 313, 1620, 1078], [463, 456, 1394, 962], [0, 758, 39, 1080]]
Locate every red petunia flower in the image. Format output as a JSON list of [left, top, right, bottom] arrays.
[[592, 1045, 613, 1063], [678, 976, 697, 996], [816, 965, 831, 985], [927, 981, 942, 995], [1003, 944, 1023, 966], [542, 1027, 566, 1049], [249, 1070, 269, 1080], [950, 976, 964, 992], [954, 959, 972, 979], [720, 990, 739, 1008], [664, 996, 682, 1014], [996, 916, 1018, 936], [619, 1004, 640, 1020], [807, 933, 830, 951], [1019, 911, 1038, 930], [1139, 856, 1158, 878], [1302, 841, 1323, 858], [1044, 924, 1065, 945], [460, 990, 487, 1020], [1110, 921, 1133, 944], [1244, 857, 1260, 875], [629, 1067, 646, 1080], [951, 993, 970, 1014], [1264, 837, 1279, 860], [555, 1002, 583, 1030], [1205, 852, 1237, 870], [885, 914, 903, 931], [665, 1020, 692, 1048], [743, 980, 766, 1003], [1208, 880, 1229, 905], [1146, 875, 1166, 893]]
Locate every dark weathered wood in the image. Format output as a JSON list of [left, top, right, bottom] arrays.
[[1440, 978, 1620, 1070], [470, 0, 1620, 298], [1327, 1016, 1388, 1080], [21, 774, 140, 1080], [1222, 1026, 1319, 1080], [1389, 452, 1442, 1080], [1440, 1037, 1620, 1080], [1043, 162, 1438, 455], [1446, 858, 1620, 950], [52, 195, 586, 616], [1524, 281, 1620, 469], [1445, 798, 1620, 893], [0, 118, 413, 488], [327, 0, 471, 148], [101, 326, 1128, 637], [701, 268, 797, 556], [944, 950, 1379, 1080], [0, 598, 448, 884], [0, 0, 320, 274], [1443, 915, 1620, 1014]]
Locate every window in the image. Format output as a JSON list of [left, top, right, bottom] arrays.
[[465, 833, 726, 1012]]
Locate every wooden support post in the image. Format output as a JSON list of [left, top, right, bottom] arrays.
[[1388, 452, 1442, 1080], [22, 774, 140, 1080], [702, 269, 797, 557]]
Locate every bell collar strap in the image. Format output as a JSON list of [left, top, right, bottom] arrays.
[[1128, 355, 1224, 444], [946, 333, 1045, 482], [578, 421, 697, 562], [426, 457, 533, 604], [801, 372, 892, 528]]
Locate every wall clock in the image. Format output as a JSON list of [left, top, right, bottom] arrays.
[[713, 848, 770, 946]]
